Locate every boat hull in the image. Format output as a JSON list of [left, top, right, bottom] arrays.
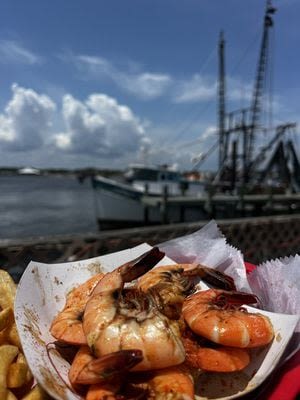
[[92, 176, 207, 229]]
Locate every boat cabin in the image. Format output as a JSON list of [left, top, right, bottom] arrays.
[[124, 164, 182, 183]]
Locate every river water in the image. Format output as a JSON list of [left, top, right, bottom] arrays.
[[0, 175, 99, 239]]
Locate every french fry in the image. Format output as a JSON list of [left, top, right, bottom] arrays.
[[7, 323, 22, 349], [0, 326, 9, 345], [16, 353, 33, 383], [7, 363, 28, 388], [7, 390, 18, 400], [0, 270, 16, 310], [0, 270, 48, 400], [20, 384, 49, 400], [0, 307, 14, 331], [0, 344, 19, 399]]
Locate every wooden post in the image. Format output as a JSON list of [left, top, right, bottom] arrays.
[[239, 187, 245, 217], [268, 186, 274, 215], [179, 204, 185, 222], [161, 185, 169, 224], [179, 182, 186, 222], [205, 184, 214, 218], [143, 183, 149, 224]]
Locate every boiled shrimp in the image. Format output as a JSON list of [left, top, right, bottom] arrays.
[[181, 328, 250, 372], [50, 273, 104, 345], [145, 365, 195, 400], [68, 346, 143, 387], [83, 247, 186, 371], [86, 365, 194, 400], [86, 382, 122, 400], [182, 289, 274, 348], [137, 263, 236, 319]]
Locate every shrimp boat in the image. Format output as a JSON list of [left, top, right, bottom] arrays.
[[92, 164, 207, 229], [92, 0, 300, 230]]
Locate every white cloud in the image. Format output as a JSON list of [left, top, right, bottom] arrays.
[[54, 93, 147, 157], [122, 72, 172, 99], [68, 52, 257, 107], [173, 74, 254, 105], [174, 74, 217, 103], [0, 84, 56, 151], [0, 85, 149, 161], [0, 40, 42, 65], [73, 54, 172, 99]]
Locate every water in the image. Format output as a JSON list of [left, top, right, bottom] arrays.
[[0, 175, 99, 239]]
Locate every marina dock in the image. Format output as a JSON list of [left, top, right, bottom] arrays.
[[142, 191, 300, 224]]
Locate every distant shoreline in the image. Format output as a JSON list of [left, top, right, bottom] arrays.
[[0, 167, 123, 178]]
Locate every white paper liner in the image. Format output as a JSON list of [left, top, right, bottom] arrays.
[[247, 253, 300, 361], [248, 254, 300, 328], [15, 241, 299, 400], [160, 220, 300, 365], [159, 220, 252, 293]]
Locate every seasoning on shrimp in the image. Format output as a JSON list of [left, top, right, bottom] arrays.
[[50, 273, 104, 345], [182, 289, 274, 348], [137, 263, 236, 319], [130, 365, 195, 400], [68, 346, 143, 386], [182, 327, 250, 372], [83, 249, 186, 371]]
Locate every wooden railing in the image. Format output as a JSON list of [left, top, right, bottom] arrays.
[[1, 214, 300, 282]]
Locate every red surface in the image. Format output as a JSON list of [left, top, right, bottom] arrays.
[[244, 261, 300, 400], [266, 351, 300, 400]]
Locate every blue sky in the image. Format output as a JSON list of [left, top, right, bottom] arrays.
[[0, 0, 299, 170]]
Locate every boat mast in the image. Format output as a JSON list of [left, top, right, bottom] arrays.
[[218, 31, 226, 171], [246, 0, 276, 181]]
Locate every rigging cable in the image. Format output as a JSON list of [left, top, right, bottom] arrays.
[[159, 45, 217, 148], [154, 13, 272, 168], [190, 27, 263, 168]]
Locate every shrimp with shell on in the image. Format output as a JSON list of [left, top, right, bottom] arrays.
[[137, 263, 236, 319], [83, 247, 186, 371], [182, 289, 274, 348], [50, 273, 104, 345], [181, 326, 250, 373]]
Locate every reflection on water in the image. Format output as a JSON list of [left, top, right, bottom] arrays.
[[0, 175, 99, 239]]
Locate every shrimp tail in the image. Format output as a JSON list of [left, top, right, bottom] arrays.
[[69, 347, 143, 386], [214, 291, 259, 308], [184, 265, 236, 291], [119, 247, 165, 282]]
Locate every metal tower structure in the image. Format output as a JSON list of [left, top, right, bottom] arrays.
[[246, 0, 277, 177], [215, 0, 298, 191], [218, 31, 226, 171]]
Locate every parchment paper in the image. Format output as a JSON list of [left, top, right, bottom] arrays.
[[159, 220, 252, 293]]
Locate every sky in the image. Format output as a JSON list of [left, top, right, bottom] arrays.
[[0, 0, 299, 171]]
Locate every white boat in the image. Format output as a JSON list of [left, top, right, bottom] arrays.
[[18, 167, 41, 175], [91, 164, 207, 229]]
